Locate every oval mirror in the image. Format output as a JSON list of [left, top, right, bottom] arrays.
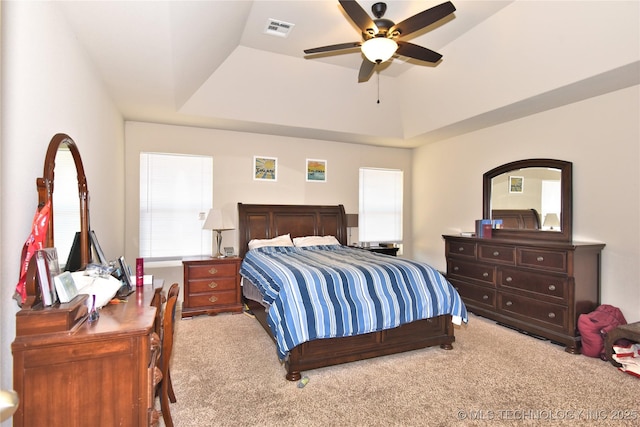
[[37, 134, 91, 269], [483, 159, 572, 242]]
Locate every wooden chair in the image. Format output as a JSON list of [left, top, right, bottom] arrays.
[[157, 284, 179, 427], [165, 283, 179, 404]]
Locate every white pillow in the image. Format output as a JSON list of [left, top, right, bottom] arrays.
[[248, 233, 294, 250], [293, 235, 340, 247]]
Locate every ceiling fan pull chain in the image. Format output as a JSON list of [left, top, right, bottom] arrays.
[[377, 72, 380, 104]]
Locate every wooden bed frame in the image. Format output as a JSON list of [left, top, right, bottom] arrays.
[[237, 203, 455, 381]]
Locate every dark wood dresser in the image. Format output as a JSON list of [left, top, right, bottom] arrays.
[[182, 256, 242, 317], [12, 283, 161, 426], [443, 235, 605, 353]]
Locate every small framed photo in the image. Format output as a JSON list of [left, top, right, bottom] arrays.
[[253, 156, 277, 181], [509, 176, 524, 193], [224, 247, 235, 257], [306, 159, 327, 182]]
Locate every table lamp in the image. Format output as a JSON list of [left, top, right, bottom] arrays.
[[346, 213, 358, 246], [203, 209, 234, 258], [543, 213, 560, 230]]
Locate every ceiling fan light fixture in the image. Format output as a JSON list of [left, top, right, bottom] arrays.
[[361, 37, 397, 63]]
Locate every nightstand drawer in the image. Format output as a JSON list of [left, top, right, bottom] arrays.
[[187, 290, 238, 308], [186, 263, 237, 278], [187, 277, 236, 294]]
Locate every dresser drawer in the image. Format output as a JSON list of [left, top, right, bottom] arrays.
[[185, 262, 237, 278], [478, 244, 516, 265], [498, 292, 567, 330], [447, 259, 495, 285], [517, 248, 567, 272], [449, 279, 495, 309], [186, 277, 237, 294], [498, 268, 569, 302], [187, 290, 238, 308], [445, 239, 477, 259]]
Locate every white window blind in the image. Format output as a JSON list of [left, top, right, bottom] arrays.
[[140, 153, 213, 259], [359, 168, 403, 243]]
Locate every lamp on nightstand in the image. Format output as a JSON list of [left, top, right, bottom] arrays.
[[203, 209, 234, 258], [346, 213, 359, 246], [543, 213, 560, 230]]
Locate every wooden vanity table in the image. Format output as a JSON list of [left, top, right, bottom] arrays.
[[12, 134, 164, 426], [12, 279, 163, 426]]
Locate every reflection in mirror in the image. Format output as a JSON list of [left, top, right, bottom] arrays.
[[52, 146, 81, 268], [483, 159, 572, 242], [490, 167, 562, 231]]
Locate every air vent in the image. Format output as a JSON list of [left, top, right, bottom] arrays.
[[264, 19, 295, 38]]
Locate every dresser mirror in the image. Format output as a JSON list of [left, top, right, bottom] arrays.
[[483, 159, 572, 242], [37, 133, 91, 269]]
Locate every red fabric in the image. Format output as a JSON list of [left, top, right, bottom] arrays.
[[578, 304, 627, 359], [14, 202, 51, 305]]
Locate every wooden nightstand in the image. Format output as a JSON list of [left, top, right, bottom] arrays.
[[353, 246, 399, 256], [182, 256, 242, 318]]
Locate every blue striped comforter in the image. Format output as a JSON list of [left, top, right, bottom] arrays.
[[240, 245, 468, 359]]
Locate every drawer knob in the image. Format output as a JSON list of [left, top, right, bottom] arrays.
[[548, 312, 556, 319], [208, 267, 218, 275], [453, 266, 459, 271], [482, 272, 489, 278], [209, 295, 218, 303], [548, 284, 556, 291], [208, 282, 218, 289], [482, 295, 489, 300], [536, 256, 544, 262], [458, 247, 465, 252], [493, 251, 500, 257], [506, 301, 513, 306], [505, 276, 513, 282]]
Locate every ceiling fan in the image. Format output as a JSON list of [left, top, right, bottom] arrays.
[[304, 0, 456, 82]]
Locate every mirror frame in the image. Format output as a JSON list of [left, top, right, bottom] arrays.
[[483, 158, 572, 242], [37, 133, 91, 268]]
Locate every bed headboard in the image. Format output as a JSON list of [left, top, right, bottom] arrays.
[[237, 203, 347, 258], [491, 209, 541, 230]]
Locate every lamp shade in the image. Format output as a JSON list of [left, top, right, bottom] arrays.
[[346, 214, 359, 228], [202, 209, 234, 231], [361, 37, 398, 63], [543, 213, 560, 229]]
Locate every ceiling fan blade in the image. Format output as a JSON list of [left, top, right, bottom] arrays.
[[304, 41, 362, 55], [389, 1, 456, 38], [338, 0, 377, 35], [396, 42, 442, 63], [358, 59, 375, 83]]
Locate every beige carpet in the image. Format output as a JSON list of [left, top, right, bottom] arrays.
[[161, 312, 638, 426]]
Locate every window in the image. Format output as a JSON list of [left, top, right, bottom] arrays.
[[358, 168, 403, 243], [140, 153, 213, 259]]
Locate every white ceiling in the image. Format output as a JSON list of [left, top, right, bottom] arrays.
[[57, 0, 639, 148]]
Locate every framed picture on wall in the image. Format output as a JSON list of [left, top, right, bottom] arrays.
[[253, 156, 277, 181], [509, 176, 524, 193], [306, 159, 327, 182]]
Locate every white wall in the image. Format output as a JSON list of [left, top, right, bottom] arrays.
[[124, 122, 414, 286], [412, 86, 640, 321], [0, 1, 124, 397]]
